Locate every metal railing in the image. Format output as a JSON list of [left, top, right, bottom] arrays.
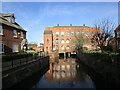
[[2, 56, 49, 72]]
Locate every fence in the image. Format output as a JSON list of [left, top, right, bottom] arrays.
[[2, 56, 49, 72]]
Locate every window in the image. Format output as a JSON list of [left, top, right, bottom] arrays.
[[117, 32, 120, 38], [53, 45, 56, 51], [0, 26, 3, 35], [53, 40, 54, 44], [66, 45, 70, 50], [86, 32, 89, 36], [61, 39, 64, 43], [86, 39, 90, 43], [81, 32, 84, 36], [53, 33, 54, 37], [76, 32, 79, 36], [13, 30, 17, 37], [20, 32, 23, 38], [66, 39, 70, 43], [72, 45, 75, 49], [12, 43, 18, 52], [46, 39, 49, 44], [11, 18, 15, 23], [61, 72, 65, 78], [92, 45, 94, 49], [66, 32, 70, 37], [71, 32, 74, 36], [0, 43, 4, 54], [67, 65, 70, 71], [56, 66, 60, 70], [46, 47, 48, 51], [91, 32, 94, 36], [56, 39, 59, 44], [72, 39, 74, 43], [62, 65, 65, 70], [56, 32, 59, 37], [61, 32, 64, 37], [56, 45, 59, 50], [91, 38, 94, 43], [61, 45, 64, 50]]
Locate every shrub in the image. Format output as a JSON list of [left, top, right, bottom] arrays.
[[2, 53, 32, 62], [26, 50, 38, 55]]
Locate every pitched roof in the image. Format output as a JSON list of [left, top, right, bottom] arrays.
[[115, 25, 120, 31], [0, 13, 26, 32]]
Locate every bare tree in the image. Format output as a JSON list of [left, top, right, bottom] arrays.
[[92, 18, 115, 53], [75, 33, 85, 52]]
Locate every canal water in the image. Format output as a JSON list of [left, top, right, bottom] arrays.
[[31, 58, 96, 89]]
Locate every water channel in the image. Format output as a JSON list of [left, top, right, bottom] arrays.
[[30, 58, 96, 89]]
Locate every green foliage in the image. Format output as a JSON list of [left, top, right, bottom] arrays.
[[2, 53, 32, 62], [26, 51, 38, 55], [83, 50, 120, 55], [75, 34, 85, 51], [19, 50, 25, 54]]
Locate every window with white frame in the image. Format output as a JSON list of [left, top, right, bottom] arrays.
[[66, 32, 70, 37], [86, 32, 89, 37], [12, 43, 18, 52], [61, 32, 64, 37], [20, 32, 23, 38], [13, 30, 17, 37], [117, 32, 120, 38], [61, 45, 64, 50], [56, 45, 59, 50], [71, 32, 74, 36], [0, 43, 4, 54], [56, 39, 59, 44], [72, 45, 75, 49], [82, 32, 84, 36], [66, 39, 70, 43], [61, 39, 64, 43], [53, 45, 56, 51], [66, 45, 70, 50], [91, 32, 94, 36], [61, 65, 65, 70], [0, 26, 3, 35], [76, 32, 79, 36], [56, 32, 59, 37], [72, 39, 74, 43]]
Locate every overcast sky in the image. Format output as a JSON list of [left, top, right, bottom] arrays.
[[2, 2, 118, 44]]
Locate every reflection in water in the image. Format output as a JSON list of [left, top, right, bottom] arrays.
[[31, 58, 95, 88]]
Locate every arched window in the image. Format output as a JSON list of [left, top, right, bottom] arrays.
[[61, 32, 64, 37], [72, 45, 75, 49], [61, 45, 64, 50], [46, 39, 49, 44], [66, 45, 70, 50], [56, 39, 59, 44], [66, 39, 70, 43], [66, 32, 70, 36], [61, 39, 64, 43]]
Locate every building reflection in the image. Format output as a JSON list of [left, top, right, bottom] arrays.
[[45, 58, 91, 83]]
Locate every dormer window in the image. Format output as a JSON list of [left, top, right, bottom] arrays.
[[20, 32, 23, 38], [13, 30, 17, 37], [11, 17, 15, 23], [0, 25, 3, 35]]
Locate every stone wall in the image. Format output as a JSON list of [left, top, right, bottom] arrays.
[[2, 56, 49, 89], [77, 53, 120, 88]]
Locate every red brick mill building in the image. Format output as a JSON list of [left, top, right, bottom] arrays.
[[0, 13, 27, 55], [44, 24, 100, 58]]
